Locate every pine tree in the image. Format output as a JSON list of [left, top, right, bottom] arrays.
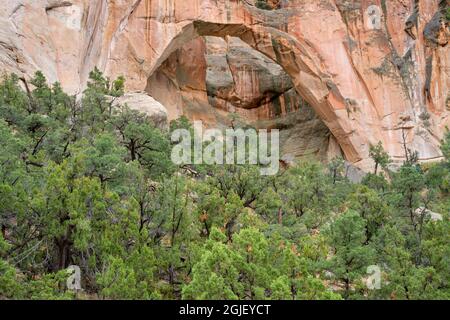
[[324, 211, 375, 299]]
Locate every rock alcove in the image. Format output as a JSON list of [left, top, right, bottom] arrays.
[[146, 36, 343, 162]]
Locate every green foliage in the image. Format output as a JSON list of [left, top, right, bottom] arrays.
[[324, 211, 375, 299], [182, 228, 241, 300], [369, 141, 391, 174], [279, 162, 332, 229], [441, 129, 450, 164], [0, 70, 448, 300], [183, 227, 339, 300], [97, 247, 160, 300], [112, 106, 173, 177], [347, 186, 388, 242], [255, 0, 274, 10], [328, 156, 345, 184]]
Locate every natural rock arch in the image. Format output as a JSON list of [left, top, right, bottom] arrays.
[[4, 0, 446, 168], [104, 0, 387, 164], [144, 20, 365, 163]]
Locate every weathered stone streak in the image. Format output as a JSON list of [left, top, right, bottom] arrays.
[[0, 0, 448, 170]]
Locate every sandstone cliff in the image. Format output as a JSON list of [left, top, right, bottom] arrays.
[[0, 0, 448, 170], [146, 36, 335, 161]]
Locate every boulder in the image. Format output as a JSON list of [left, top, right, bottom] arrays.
[[415, 207, 444, 222], [112, 92, 168, 130]]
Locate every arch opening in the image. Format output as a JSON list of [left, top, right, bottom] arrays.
[[146, 35, 343, 162], [142, 20, 363, 163]]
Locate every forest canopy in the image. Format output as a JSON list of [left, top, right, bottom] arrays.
[[0, 70, 449, 300]]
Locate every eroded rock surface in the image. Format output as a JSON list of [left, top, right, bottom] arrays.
[[147, 36, 336, 161], [0, 0, 448, 170], [112, 92, 168, 130]]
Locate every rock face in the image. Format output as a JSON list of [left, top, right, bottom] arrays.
[[204, 36, 296, 112], [146, 36, 336, 161], [0, 0, 449, 170], [112, 92, 168, 130]]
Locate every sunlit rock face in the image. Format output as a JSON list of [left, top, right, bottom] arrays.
[[0, 0, 448, 170]]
